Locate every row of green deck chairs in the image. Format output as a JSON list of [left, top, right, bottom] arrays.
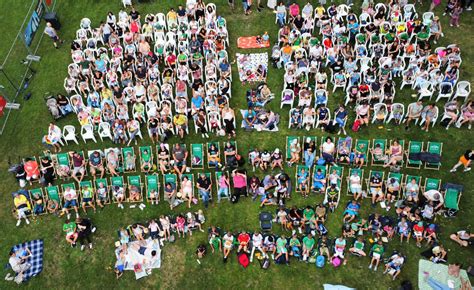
[[343, 169, 461, 211], [23, 170, 235, 216], [46, 142, 238, 181], [286, 136, 443, 170]]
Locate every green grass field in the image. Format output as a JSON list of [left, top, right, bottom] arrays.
[[0, 0, 473, 289]]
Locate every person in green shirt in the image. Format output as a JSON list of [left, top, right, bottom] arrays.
[[369, 240, 385, 271], [81, 184, 96, 214], [302, 233, 315, 261], [303, 206, 315, 223], [349, 236, 366, 256], [275, 235, 289, 264], [140, 148, 152, 173], [209, 235, 222, 254], [289, 234, 301, 257], [63, 219, 78, 247]]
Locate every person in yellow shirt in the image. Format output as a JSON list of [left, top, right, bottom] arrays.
[[173, 113, 188, 139], [13, 192, 31, 227]]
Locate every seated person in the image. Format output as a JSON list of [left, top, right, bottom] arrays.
[[349, 236, 366, 256], [325, 184, 339, 212], [260, 150, 271, 171], [271, 148, 284, 170], [81, 184, 96, 214], [263, 235, 276, 260], [312, 168, 326, 193], [318, 235, 331, 260], [449, 230, 473, 247], [63, 219, 78, 247], [62, 185, 80, 219], [128, 185, 141, 202], [371, 144, 387, 163], [237, 231, 251, 252], [331, 236, 347, 266], [208, 143, 222, 170], [297, 167, 310, 198], [260, 192, 276, 207], [385, 177, 400, 206], [289, 234, 301, 258], [275, 235, 289, 264], [384, 140, 403, 168], [343, 200, 361, 223], [348, 170, 363, 200], [124, 152, 136, 171], [223, 142, 237, 168], [369, 172, 384, 207], [404, 178, 420, 203], [112, 185, 125, 209], [302, 233, 316, 262], [383, 252, 405, 279], [368, 240, 385, 271], [13, 191, 31, 227]]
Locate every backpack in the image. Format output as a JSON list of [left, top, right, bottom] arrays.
[[238, 252, 250, 268], [316, 255, 325, 268], [332, 256, 341, 267], [326, 122, 339, 134], [352, 119, 361, 132], [260, 258, 270, 269]]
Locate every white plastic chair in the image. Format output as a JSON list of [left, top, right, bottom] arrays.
[[386, 103, 405, 124], [452, 81, 471, 101], [62, 125, 79, 145], [371, 103, 388, 124], [280, 89, 295, 108], [418, 82, 434, 100], [81, 124, 97, 143], [419, 106, 439, 127], [122, 0, 132, 8], [98, 122, 113, 141], [435, 82, 454, 102]]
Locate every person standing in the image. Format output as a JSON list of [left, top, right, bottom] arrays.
[[450, 149, 473, 172], [450, 4, 463, 27], [44, 22, 64, 49], [76, 217, 96, 251]]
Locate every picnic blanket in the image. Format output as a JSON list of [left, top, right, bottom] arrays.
[[236, 53, 268, 82], [418, 259, 471, 290], [121, 238, 162, 280], [10, 239, 44, 282], [323, 284, 355, 290], [237, 37, 270, 49]]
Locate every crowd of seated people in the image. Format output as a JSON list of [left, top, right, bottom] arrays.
[[65, 3, 236, 144], [273, 1, 470, 133]]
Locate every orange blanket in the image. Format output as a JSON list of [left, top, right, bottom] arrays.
[[237, 36, 270, 49]]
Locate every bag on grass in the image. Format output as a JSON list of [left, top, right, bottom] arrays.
[[352, 119, 361, 132], [260, 258, 270, 269], [316, 255, 325, 268], [238, 252, 250, 268], [332, 256, 341, 267]]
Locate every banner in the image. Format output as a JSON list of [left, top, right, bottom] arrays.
[[24, 0, 45, 46]]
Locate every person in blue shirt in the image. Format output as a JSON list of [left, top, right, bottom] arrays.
[[243, 108, 257, 129], [312, 168, 326, 193], [297, 167, 309, 198], [334, 104, 348, 134], [343, 200, 361, 223]]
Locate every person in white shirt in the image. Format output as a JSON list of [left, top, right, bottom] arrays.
[[349, 170, 362, 200], [61, 186, 79, 219], [423, 189, 444, 210], [7, 250, 31, 282], [250, 232, 264, 262]]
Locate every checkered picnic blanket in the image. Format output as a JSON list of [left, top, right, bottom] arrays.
[[10, 239, 44, 281], [236, 53, 268, 82]]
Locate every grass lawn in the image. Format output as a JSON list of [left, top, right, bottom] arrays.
[[0, 0, 473, 289]]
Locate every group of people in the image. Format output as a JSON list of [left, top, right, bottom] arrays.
[[114, 211, 205, 278], [63, 2, 239, 146], [270, 1, 471, 134]]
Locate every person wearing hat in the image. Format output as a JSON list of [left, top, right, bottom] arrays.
[[369, 172, 384, 207], [271, 148, 283, 170], [413, 222, 425, 247]]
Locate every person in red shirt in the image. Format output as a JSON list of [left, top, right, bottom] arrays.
[[166, 53, 177, 68], [413, 222, 425, 247], [24, 158, 40, 185], [237, 231, 250, 252]]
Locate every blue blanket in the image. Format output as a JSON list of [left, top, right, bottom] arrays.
[[11, 239, 44, 281]]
